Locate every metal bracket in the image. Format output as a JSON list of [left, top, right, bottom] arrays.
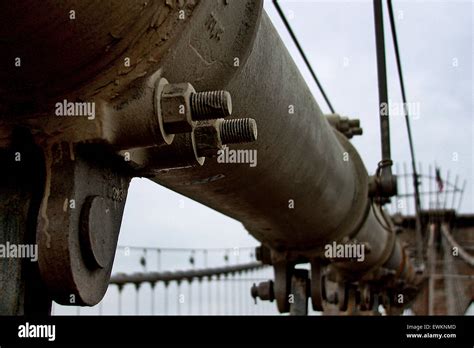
[[289, 269, 309, 316], [0, 129, 51, 315], [37, 142, 131, 306], [310, 259, 326, 312], [273, 261, 293, 313]]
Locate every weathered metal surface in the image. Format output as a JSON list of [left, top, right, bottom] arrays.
[[0, 0, 263, 310], [0, 0, 261, 111], [154, 12, 364, 254], [289, 269, 309, 316], [0, 0, 263, 148], [36, 143, 131, 306], [0, 130, 51, 315], [160, 82, 233, 134], [0, 1, 196, 117], [0, 0, 429, 315], [273, 261, 293, 313], [152, 12, 414, 289], [149, 9, 420, 313]]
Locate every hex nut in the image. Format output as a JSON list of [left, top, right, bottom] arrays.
[[194, 120, 222, 158], [161, 82, 196, 134]]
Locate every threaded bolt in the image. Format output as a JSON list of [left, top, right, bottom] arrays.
[[190, 90, 232, 120], [219, 118, 257, 144], [348, 119, 360, 128], [351, 127, 363, 136]]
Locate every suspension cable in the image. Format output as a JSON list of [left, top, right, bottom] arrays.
[[273, 0, 336, 114], [387, 0, 424, 269]]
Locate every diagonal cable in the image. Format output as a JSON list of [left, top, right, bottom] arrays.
[[387, 0, 424, 269], [273, 0, 336, 114]]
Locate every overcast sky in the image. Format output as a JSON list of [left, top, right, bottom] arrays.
[[117, 0, 473, 252]]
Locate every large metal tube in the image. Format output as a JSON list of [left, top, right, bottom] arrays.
[[0, 0, 414, 284], [152, 11, 409, 281], [0, 0, 261, 117], [155, 12, 355, 250]]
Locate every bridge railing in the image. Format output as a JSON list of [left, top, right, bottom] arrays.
[[52, 245, 285, 315]]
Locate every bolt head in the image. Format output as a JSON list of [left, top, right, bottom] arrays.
[[194, 120, 222, 158], [257, 280, 275, 301], [348, 119, 360, 128], [161, 83, 195, 134]]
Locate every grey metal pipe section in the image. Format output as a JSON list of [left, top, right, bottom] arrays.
[[152, 11, 412, 280], [155, 12, 357, 250], [0, 0, 415, 285]]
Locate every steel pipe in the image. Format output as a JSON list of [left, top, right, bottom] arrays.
[[0, 0, 416, 290], [152, 8, 416, 285]]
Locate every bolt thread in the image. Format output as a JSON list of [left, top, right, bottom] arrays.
[[219, 118, 257, 144], [348, 119, 360, 128], [190, 91, 232, 120], [352, 127, 363, 135]]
